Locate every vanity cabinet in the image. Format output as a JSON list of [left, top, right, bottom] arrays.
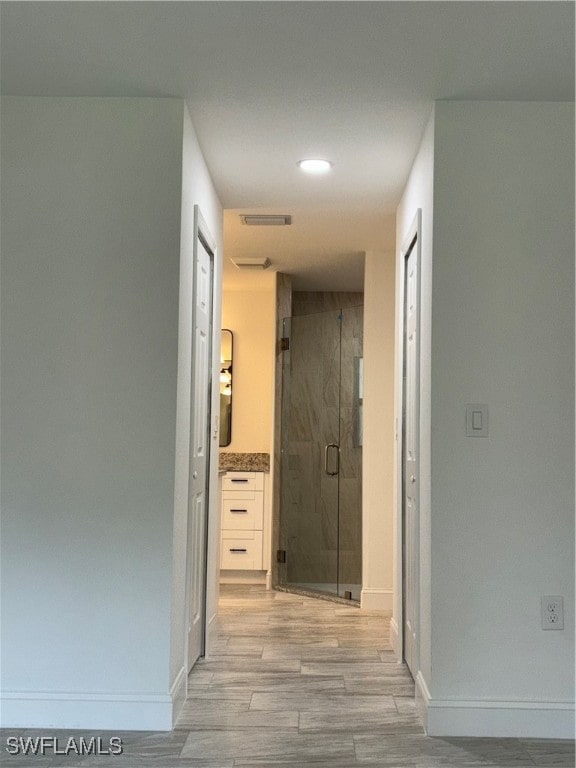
[[220, 471, 264, 570]]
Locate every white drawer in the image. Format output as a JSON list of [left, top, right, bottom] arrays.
[[221, 530, 263, 570], [221, 472, 264, 492], [222, 497, 263, 530]]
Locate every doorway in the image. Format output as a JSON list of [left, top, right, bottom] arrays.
[[278, 305, 363, 601], [187, 206, 215, 673]]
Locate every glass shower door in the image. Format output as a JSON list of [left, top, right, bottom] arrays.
[[278, 307, 363, 600]]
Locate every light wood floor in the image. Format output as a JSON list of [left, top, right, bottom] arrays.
[[1, 585, 573, 766]]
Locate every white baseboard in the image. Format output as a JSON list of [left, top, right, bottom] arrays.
[[415, 671, 431, 731], [219, 569, 267, 585], [389, 617, 400, 657], [414, 674, 574, 738], [205, 610, 219, 655], [360, 587, 393, 611], [170, 666, 187, 728], [0, 690, 174, 731]]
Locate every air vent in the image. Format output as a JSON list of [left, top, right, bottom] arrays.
[[230, 257, 271, 270], [240, 214, 292, 226]]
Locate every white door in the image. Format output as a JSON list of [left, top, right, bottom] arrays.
[[187, 213, 214, 672], [403, 231, 420, 678]]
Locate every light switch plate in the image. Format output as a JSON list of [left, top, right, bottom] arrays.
[[466, 404, 488, 437]]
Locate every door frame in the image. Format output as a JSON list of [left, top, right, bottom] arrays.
[[184, 205, 216, 683], [394, 209, 421, 673]]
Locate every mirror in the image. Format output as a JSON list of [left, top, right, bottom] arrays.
[[219, 329, 233, 446]]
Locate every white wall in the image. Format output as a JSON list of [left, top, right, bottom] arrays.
[[1, 97, 182, 727], [169, 104, 223, 708], [362, 251, 396, 611], [221, 274, 277, 454], [393, 109, 435, 687], [219, 276, 276, 586], [425, 101, 574, 738], [1, 96, 223, 731]]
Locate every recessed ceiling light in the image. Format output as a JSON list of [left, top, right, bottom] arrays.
[[298, 159, 333, 174]]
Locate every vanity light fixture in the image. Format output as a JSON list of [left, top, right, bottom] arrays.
[[298, 159, 333, 174]]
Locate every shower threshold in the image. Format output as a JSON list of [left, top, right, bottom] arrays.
[[277, 582, 361, 604]]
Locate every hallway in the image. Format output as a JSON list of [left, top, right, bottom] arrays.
[[174, 586, 573, 767], [1, 586, 574, 765]]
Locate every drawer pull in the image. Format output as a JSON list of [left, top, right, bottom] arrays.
[[229, 548, 248, 553], [230, 478, 249, 483], [230, 508, 248, 513]]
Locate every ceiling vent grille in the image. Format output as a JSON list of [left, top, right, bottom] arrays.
[[240, 214, 292, 226], [230, 257, 271, 270]]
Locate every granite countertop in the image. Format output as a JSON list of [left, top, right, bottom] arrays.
[[219, 452, 270, 472]]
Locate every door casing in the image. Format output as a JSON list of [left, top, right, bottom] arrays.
[[395, 209, 422, 676], [185, 206, 216, 677]]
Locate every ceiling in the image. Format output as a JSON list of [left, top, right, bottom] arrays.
[[1, 1, 574, 291]]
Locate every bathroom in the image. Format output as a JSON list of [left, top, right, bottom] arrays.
[[217, 241, 394, 608]]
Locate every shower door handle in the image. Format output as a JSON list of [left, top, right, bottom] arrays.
[[325, 443, 340, 476]]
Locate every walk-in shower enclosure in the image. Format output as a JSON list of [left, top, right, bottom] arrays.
[[278, 304, 363, 600]]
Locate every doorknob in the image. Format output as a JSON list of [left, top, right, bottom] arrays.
[[410, 475, 416, 483], [192, 471, 198, 479], [325, 443, 340, 476]]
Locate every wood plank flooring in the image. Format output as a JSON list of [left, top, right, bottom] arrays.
[[1, 585, 573, 766]]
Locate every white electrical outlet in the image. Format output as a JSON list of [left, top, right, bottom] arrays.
[[541, 595, 564, 630]]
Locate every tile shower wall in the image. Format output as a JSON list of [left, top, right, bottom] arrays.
[[292, 291, 363, 317], [284, 293, 363, 590], [338, 304, 363, 587]]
